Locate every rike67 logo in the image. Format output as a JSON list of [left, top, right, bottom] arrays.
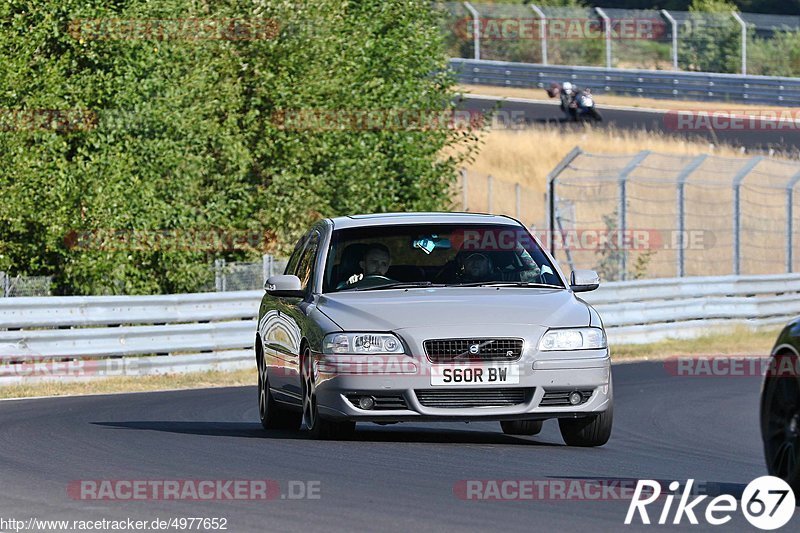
[[625, 476, 795, 530]]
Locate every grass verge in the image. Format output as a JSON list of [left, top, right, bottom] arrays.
[[0, 327, 780, 399]]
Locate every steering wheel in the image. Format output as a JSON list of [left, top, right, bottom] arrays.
[[352, 275, 395, 288]]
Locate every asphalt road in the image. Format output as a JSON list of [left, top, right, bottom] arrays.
[[459, 95, 800, 154], [0, 361, 796, 532]]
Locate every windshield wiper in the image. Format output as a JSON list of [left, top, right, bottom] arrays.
[[448, 281, 563, 288], [355, 281, 444, 291]]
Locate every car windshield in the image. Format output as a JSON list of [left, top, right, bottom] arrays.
[[323, 223, 563, 293]]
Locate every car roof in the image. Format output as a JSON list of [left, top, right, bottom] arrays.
[[328, 212, 521, 230]]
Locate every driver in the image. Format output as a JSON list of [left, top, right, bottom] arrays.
[[460, 252, 494, 282], [339, 244, 392, 288]]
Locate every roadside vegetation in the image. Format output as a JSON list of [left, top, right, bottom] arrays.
[[0, 0, 476, 295]]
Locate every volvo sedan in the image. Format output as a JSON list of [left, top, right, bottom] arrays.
[[255, 212, 613, 445]]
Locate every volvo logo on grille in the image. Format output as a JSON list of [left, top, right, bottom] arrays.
[[469, 344, 480, 355]]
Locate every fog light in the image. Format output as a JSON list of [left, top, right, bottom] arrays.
[[569, 391, 583, 406], [358, 396, 376, 410]]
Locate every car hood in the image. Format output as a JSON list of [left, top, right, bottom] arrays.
[[317, 287, 590, 331]]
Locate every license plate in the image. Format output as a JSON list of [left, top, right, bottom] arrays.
[[431, 365, 520, 386]]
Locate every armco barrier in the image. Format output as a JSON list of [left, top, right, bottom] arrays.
[[449, 58, 800, 105], [0, 274, 797, 384]]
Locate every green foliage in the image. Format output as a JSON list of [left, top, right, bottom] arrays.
[[748, 29, 800, 76], [679, 0, 741, 73], [0, 0, 476, 294]]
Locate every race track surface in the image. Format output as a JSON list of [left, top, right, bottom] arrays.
[[0, 361, 796, 532], [459, 95, 800, 154]]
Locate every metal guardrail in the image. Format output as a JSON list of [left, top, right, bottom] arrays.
[[449, 58, 800, 105], [0, 274, 796, 384]]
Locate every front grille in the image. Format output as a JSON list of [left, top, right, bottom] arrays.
[[346, 393, 407, 410], [414, 387, 531, 408], [424, 338, 523, 363], [539, 389, 595, 407]]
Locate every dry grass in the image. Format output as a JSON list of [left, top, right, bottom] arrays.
[[0, 368, 254, 400], [463, 123, 750, 200], [612, 326, 779, 362], [458, 84, 788, 113]]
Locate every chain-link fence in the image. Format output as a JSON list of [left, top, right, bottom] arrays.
[[458, 169, 545, 230], [212, 255, 289, 292], [547, 147, 800, 281], [0, 272, 53, 297], [442, 2, 800, 76]]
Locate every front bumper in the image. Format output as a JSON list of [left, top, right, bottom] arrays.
[[312, 351, 612, 422]]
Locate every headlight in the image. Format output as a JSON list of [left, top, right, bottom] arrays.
[[322, 333, 405, 355], [538, 328, 607, 351]]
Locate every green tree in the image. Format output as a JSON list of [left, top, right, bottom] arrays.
[[678, 0, 741, 73]]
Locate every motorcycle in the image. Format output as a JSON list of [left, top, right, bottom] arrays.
[[568, 90, 602, 122]]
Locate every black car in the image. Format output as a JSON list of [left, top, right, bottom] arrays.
[[760, 318, 800, 495]]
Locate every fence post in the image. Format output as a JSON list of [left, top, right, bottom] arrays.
[[786, 171, 800, 273], [732, 12, 747, 76], [487, 175, 493, 212], [464, 2, 481, 61], [732, 156, 763, 275], [660, 9, 678, 70], [595, 7, 612, 68], [530, 4, 547, 65], [214, 258, 227, 292], [675, 155, 708, 277], [617, 151, 651, 280], [0, 271, 7, 297], [546, 147, 583, 256], [515, 183, 521, 220], [461, 168, 468, 210], [262, 254, 273, 285]]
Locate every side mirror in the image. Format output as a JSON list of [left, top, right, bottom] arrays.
[[570, 270, 600, 293], [265, 275, 305, 298]]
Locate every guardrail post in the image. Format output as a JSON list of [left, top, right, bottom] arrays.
[[732, 156, 763, 275], [530, 4, 547, 65], [464, 2, 480, 61], [617, 151, 651, 280], [675, 155, 708, 277], [595, 7, 612, 68], [487, 174, 493, 212], [660, 10, 678, 70], [732, 12, 747, 76], [786, 171, 800, 273], [547, 147, 583, 254]]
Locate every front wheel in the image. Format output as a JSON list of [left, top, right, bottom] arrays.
[[301, 348, 356, 440], [500, 420, 543, 435], [559, 405, 613, 447]]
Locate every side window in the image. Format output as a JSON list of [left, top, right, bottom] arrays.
[[295, 232, 321, 293], [284, 235, 307, 275]]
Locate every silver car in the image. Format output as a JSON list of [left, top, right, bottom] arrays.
[[256, 213, 613, 445]]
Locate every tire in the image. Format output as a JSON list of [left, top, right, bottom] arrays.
[[559, 405, 613, 447], [760, 352, 800, 495], [301, 347, 356, 440], [500, 420, 543, 436], [258, 350, 301, 430], [589, 108, 602, 122]]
